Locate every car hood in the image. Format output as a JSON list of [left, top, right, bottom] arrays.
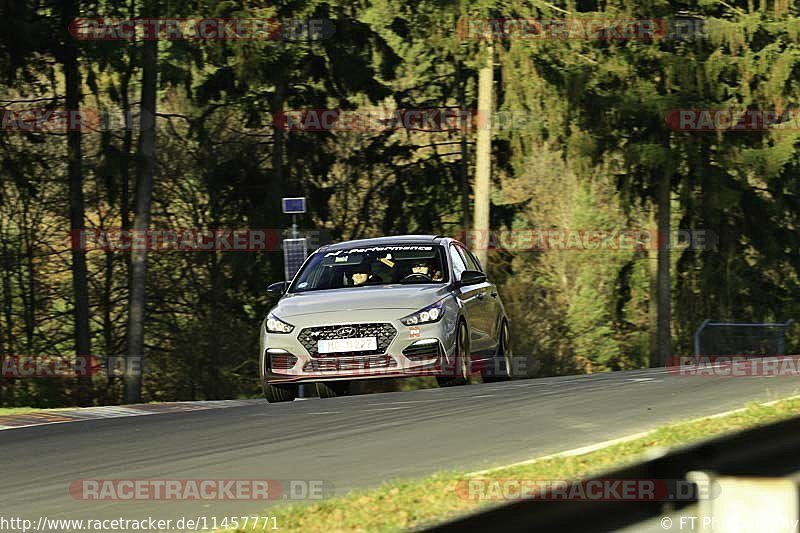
[[273, 284, 450, 318]]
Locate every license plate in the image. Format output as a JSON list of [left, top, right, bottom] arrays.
[[318, 337, 377, 354]]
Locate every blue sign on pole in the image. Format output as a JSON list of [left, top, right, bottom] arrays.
[[282, 197, 306, 214]]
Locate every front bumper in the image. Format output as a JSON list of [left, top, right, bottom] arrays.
[[260, 311, 459, 384]]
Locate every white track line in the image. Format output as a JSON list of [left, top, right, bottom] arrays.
[[466, 431, 655, 477], [465, 392, 800, 477], [366, 399, 445, 406]]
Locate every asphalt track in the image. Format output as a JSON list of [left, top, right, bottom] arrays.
[[2, 368, 799, 530]]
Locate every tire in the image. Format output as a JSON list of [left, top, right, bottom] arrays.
[[483, 320, 511, 382], [263, 382, 297, 403], [437, 320, 470, 387], [316, 381, 349, 398]]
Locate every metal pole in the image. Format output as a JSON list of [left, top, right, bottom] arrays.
[[290, 209, 301, 399], [779, 319, 795, 356], [694, 319, 711, 363]]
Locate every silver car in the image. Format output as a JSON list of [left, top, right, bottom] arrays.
[[259, 235, 512, 402]]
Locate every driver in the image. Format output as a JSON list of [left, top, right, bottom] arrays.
[[410, 261, 443, 281], [411, 261, 431, 277], [351, 263, 376, 286]]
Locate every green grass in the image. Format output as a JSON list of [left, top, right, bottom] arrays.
[[0, 401, 171, 416], [230, 396, 800, 533], [0, 407, 50, 416], [0, 406, 90, 416]]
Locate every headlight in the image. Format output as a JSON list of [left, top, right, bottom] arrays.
[[266, 312, 294, 334], [401, 299, 446, 326]]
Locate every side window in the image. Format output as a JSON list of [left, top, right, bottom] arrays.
[[470, 252, 485, 273], [450, 245, 467, 280], [457, 245, 481, 272]]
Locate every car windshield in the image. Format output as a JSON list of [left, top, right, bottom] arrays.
[[289, 244, 448, 292]]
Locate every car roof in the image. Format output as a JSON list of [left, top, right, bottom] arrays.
[[321, 235, 449, 252]]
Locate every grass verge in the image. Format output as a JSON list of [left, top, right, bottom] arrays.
[[0, 401, 185, 417], [0, 407, 52, 416], [234, 396, 800, 533]]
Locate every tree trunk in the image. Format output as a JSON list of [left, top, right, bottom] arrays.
[[648, 209, 658, 363], [456, 59, 470, 238], [121, 68, 134, 235], [124, 11, 158, 404], [61, 0, 92, 405], [652, 173, 672, 367], [472, 42, 493, 268], [112, 31, 135, 400], [0, 221, 6, 405], [205, 249, 224, 400], [0, 233, 12, 354]]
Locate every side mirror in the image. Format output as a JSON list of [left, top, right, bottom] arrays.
[[267, 281, 288, 297], [458, 270, 487, 287]]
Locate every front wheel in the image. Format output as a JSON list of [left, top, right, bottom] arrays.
[[437, 320, 470, 387], [264, 382, 297, 403], [483, 320, 511, 382]]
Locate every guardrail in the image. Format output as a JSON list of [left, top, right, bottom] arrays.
[[693, 319, 795, 360], [428, 414, 800, 532]]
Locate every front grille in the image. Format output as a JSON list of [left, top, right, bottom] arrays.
[[303, 355, 397, 372], [403, 341, 443, 361], [299, 323, 397, 357], [267, 352, 297, 370]]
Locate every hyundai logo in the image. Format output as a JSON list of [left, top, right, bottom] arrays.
[[336, 327, 357, 337]]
